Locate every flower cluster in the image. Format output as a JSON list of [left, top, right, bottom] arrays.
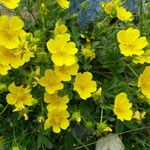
[[44, 92, 70, 133], [115, 7, 150, 106], [0, 15, 34, 75], [114, 6, 150, 121], [81, 35, 95, 60], [102, 0, 133, 21], [1, 0, 150, 148], [37, 22, 98, 133], [39, 69, 70, 133]]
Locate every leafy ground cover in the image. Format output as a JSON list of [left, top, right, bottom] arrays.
[[0, 0, 150, 149]]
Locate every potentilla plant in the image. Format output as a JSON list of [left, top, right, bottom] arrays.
[[0, 0, 150, 149]]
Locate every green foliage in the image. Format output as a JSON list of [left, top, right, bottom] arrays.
[[1, 0, 150, 150]]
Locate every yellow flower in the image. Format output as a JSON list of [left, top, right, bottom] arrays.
[[133, 111, 146, 121], [44, 110, 70, 133], [71, 112, 81, 123], [117, 28, 148, 56], [92, 87, 102, 99], [0, 0, 20, 9], [6, 83, 34, 109], [38, 69, 64, 94], [54, 21, 68, 35], [82, 47, 95, 60], [0, 46, 23, 68], [133, 50, 150, 64], [37, 116, 45, 123], [13, 41, 34, 68], [102, 2, 115, 14], [54, 63, 79, 81], [44, 92, 69, 112], [81, 38, 95, 60], [0, 63, 11, 75], [95, 87, 102, 96], [103, 127, 113, 132], [0, 41, 34, 69], [113, 92, 133, 121], [0, 15, 24, 49], [138, 66, 150, 99], [73, 72, 97, 100], [47, 33, 78, 66], [116, 6, 133, 21], [57, 0, 70, 9], [102, 0, 121, 14], [40, 3, 45, 9], [97, 122, 109, 132], [113, 0, 121, 5]]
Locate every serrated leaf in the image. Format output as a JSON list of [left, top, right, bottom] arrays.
[[64, 133, 75, 150], [41, 135, 53, 149], [37, 135, 52, 149]]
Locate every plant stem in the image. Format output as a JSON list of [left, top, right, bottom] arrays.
[[118, 125, 150, 135], [127, 65, 138, 77], [74, 141, 97, 150], [0, 105, 8, 116], [100, 108, 103, 123], [69, 130, 89, 150], [140, 0, 144, 33]]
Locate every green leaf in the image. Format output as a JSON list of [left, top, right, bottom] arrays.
[[64, 133, 75, 150], [37, 135, 53, 149]]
